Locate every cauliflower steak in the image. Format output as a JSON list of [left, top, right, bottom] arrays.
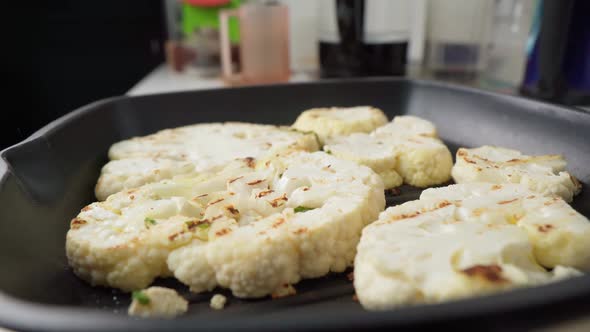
[[68, 151, 385, 298]]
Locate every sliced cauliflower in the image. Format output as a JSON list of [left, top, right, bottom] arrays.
[[96, 123, 319, 200], [292, 106, 388, 144], [325, 134, 402, 189], [95, 158, 196, 201], [67, 151, 385, 298], [355, 183, 587, 310], [324, 116, 452, 188], [421, 183, 590, 270], [109, 122, 319, 161], [67, 159, 256, 291], [128, 287, 188, 318], [373, 115, 437, 138], [452, 146, 581, 202]]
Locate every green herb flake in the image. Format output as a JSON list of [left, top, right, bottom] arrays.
[[325, 150, 332, 155], [144, 217, 157, 228], [194, 222, 210, 241], [132, 290, 150, 305], [294, 206, 315, 213]]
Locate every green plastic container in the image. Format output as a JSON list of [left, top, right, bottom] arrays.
[[182, 0, 241, 43]]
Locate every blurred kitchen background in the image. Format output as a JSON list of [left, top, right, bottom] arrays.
[[3, 0, 589, 149]]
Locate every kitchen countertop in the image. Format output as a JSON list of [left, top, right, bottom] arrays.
[[126, 63, 517, 97], [127, 65, 317, 96], [128, 65, 589, 115]]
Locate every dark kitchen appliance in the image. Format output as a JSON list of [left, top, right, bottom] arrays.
[[318, 0, 410, 78]]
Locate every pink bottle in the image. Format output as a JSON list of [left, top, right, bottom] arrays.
[[220, 2, 290, 85]]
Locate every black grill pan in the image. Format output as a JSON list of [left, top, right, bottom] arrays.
[[1, 78, 589, 331]]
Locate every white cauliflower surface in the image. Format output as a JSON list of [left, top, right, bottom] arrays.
[[452, 146, 581, 202], [95, 123, 320, 200], [355, 183, 588, 310], [95, 158, 196, 202], [67, 151, 385, 298], [292, 106, 389, 144], [324, 115, 453, 188], [325, 133, 403, 189], [373, 115, 437, 138], [128, 287, 188, 319]]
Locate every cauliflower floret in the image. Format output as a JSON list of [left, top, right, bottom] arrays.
[[392, 135, 453, 187], [452, 146, 581, 202], [96, 122, 320, 199], [67, 151, 385, 298], [292, 106, 388, 144], [209, 294, 227, 310], [355, 183, 588, 310], [324, 116, 452, 188], [128, 287, 188, 319]]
